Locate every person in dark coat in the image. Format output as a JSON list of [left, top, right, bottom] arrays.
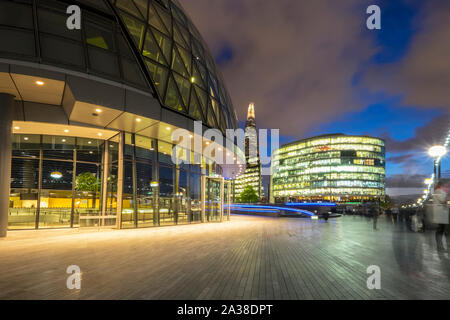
[[371, 206, 380, 230]]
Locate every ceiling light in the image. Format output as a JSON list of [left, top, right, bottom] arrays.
[[97, 133, 103, 137], [136, 118, 142, 122], [62, 139, 66, 142], [95, 108, 102, 113], [88, 141, 92, 144], [64, 129, 69, 133], [35, 80, 45, 86], [24, 137, 29, 141], [166, 127, 171, 131], [14, 126, 20, 130], [50, 172, 63, 179]]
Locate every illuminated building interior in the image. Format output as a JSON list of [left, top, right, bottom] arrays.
[[270, 134, 386, 203]]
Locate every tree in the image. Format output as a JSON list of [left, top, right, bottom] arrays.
[[380, 195, 395, 209], [75, 172, 100, 208], [76, 172, 98, 192], [239, 185, 259, 204]]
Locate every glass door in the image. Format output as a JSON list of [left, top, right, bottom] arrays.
[[224, 180, 231, 221], [203, 177, 223, 222], [79, 135, 118, 229]]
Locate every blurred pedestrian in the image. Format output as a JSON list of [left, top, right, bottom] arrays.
[[433, 180, 449, 251], [371, 205, 379, 230]]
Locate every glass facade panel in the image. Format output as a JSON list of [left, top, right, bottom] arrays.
[[173, 73, 191, 107], [136, 134, 156, 227], [145, 59, 169, 98], [143, 30, 167, 65], [137, 162, 155, 227], [9, 157, 39, 229], [0, 1, 33, 29], [74, 162, 101, 227], [159, 165, 175, 225], [42, 135, 75, 160], [119, 13, 145, 50], [189, 172, 201, 223], [8, 131, 229, 231], [166, 77, 184, 111], [77, 138, 103, 163], [0, 28, 35, 57], [206, 179, 221, 222], [38, 7, 82, 41], [176, 169, 189, 224], [85, 22, 115, 50], [88, 46, 120, 77], [122, 57, 148, 86], [39, 160, 73, 228], [40, 35, 84, 67], [105, 141, 118, 225]]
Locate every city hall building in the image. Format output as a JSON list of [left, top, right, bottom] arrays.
[[270, 134, 386, 203], [0, 0, 242, 237]]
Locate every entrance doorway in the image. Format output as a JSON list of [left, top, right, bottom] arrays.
[[202, 176, 230, 223]]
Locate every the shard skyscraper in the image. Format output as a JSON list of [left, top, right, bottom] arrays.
[[234, 103, 264, 201]]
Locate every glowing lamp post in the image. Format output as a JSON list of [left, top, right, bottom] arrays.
[[428, 145, 447, 184], [428, 145, 447, 158]]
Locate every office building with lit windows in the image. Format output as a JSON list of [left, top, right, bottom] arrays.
[[234, 103, 264, 201], [270, 134, 385, 203], [0, 0, 242, 237]]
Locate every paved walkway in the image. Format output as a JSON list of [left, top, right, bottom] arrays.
[[0, 215, 449, 299]]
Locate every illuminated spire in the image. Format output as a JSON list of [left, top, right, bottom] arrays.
[[247, 102, 255, 120]]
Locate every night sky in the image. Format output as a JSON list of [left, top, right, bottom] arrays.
[[181, 0, 450, 188]]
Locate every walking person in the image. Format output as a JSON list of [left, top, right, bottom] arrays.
[[432, 180, 449, 252], [371, 205, 379, 230], [323, 211, 329, 222]]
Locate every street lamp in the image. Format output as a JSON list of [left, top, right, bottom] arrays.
[[428, 145, 447, 158], [428, 145, 447, 182]]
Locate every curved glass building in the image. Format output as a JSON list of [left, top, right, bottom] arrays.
[[0, 0, 241, 237], [270, 134, 385, 203]]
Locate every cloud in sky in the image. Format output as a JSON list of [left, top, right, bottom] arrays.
[[182, 0, 376, 136], [386, 173, 427, 188], [382, 115, 449, 153], [181, 0, 450, 179]]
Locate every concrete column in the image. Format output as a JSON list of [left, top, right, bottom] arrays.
[[0, 94, 15, 238]]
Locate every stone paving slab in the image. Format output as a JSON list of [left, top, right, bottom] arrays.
[[0, 215, 449, 299]]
